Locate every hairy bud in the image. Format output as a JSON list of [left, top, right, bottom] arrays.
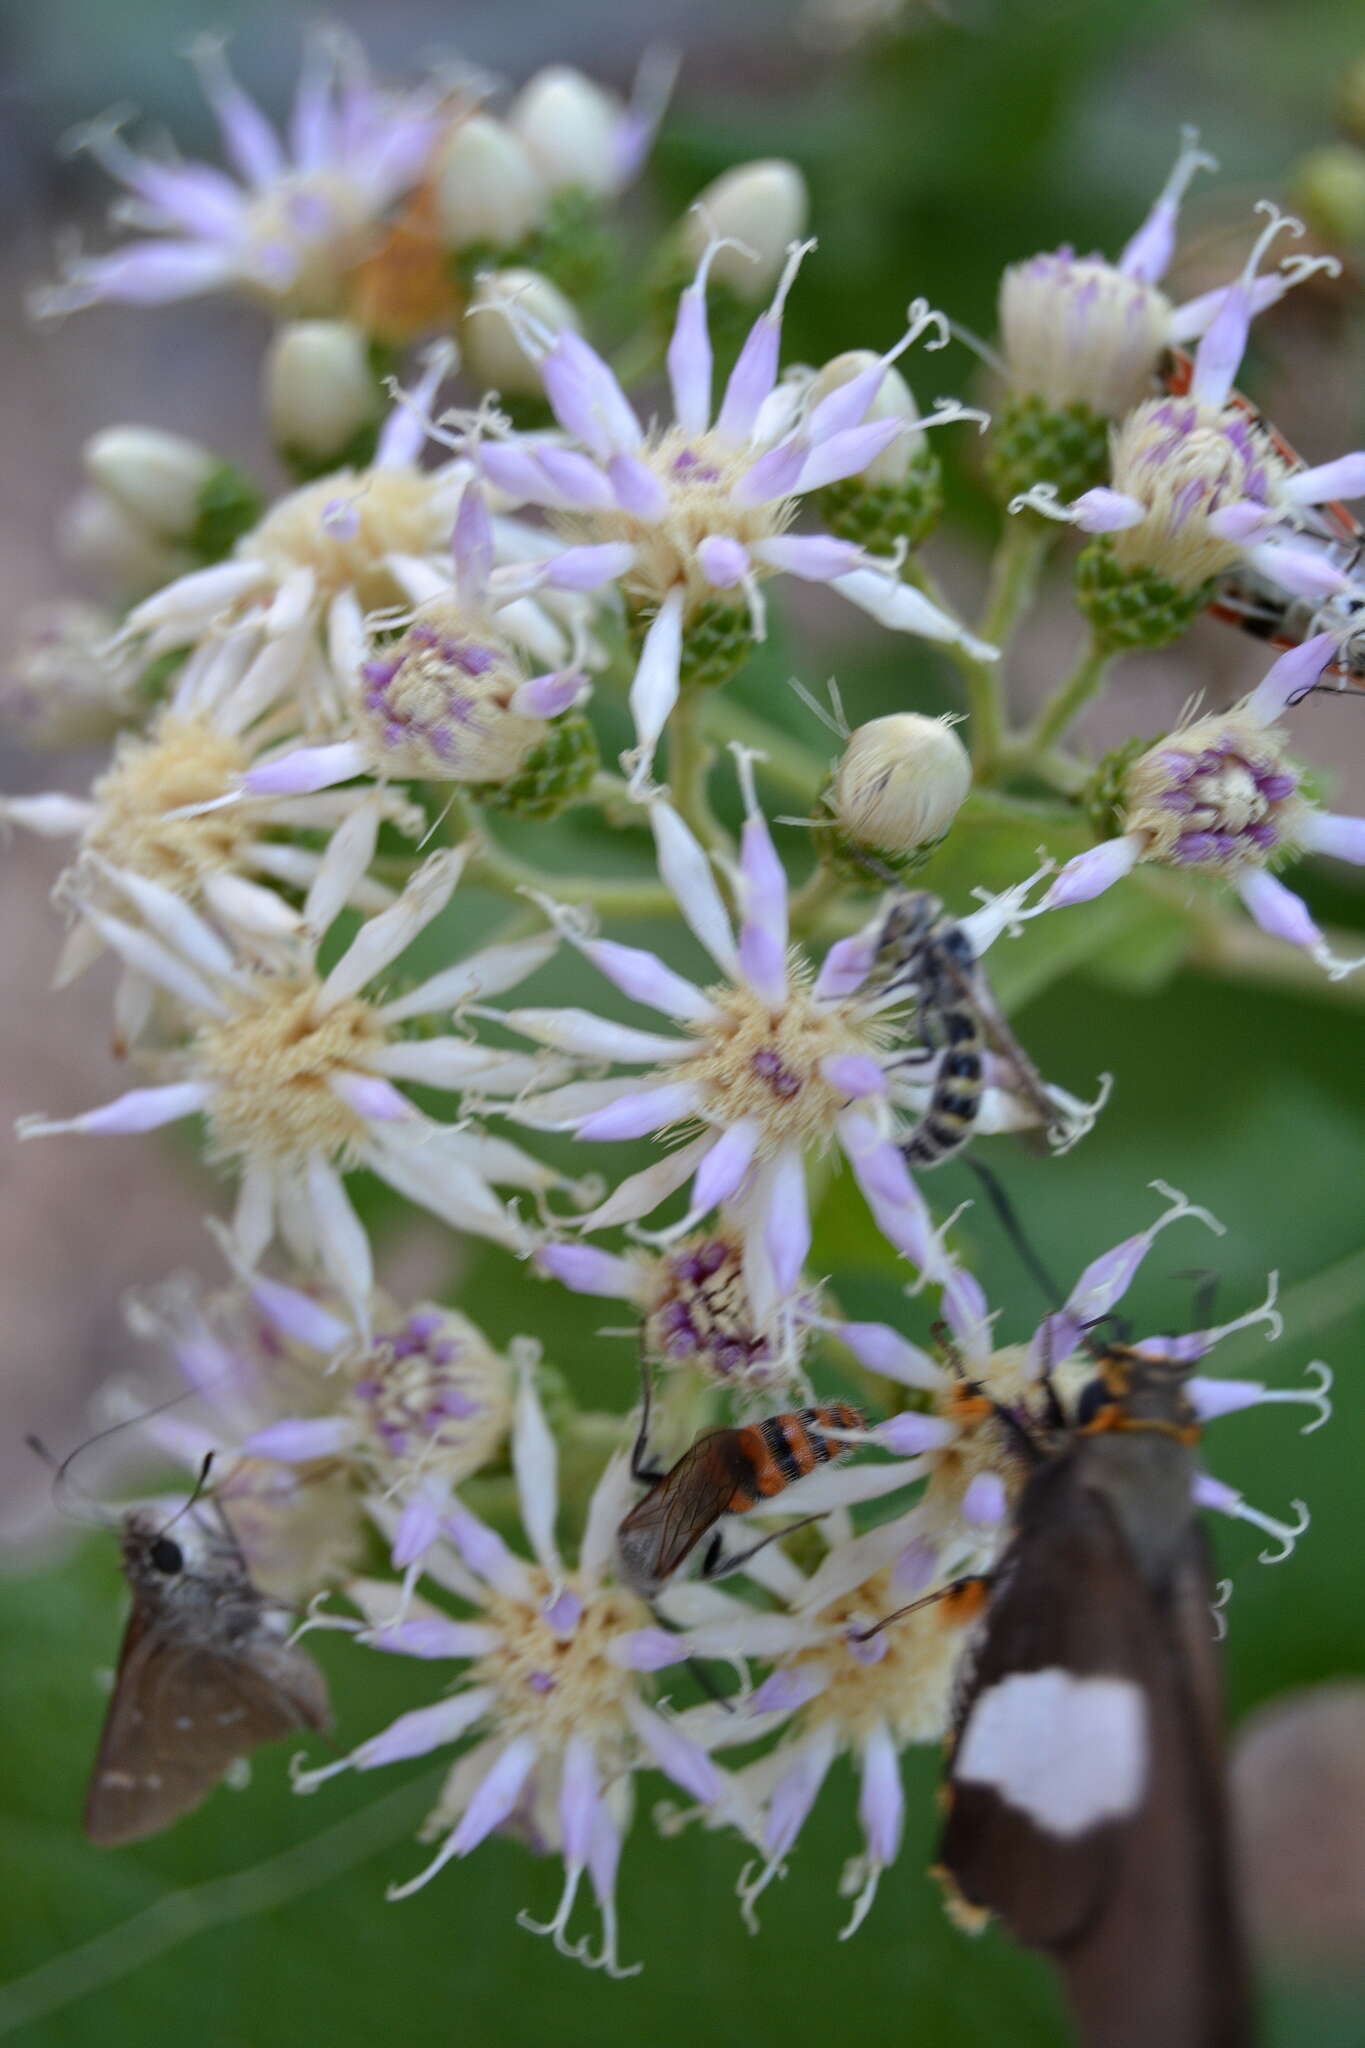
[[265, 321, 382, 467], [84, 426, 218, 543], [464, 270, 582, 397], [830, 713, 972, 865], [681, 160, 809, 299], [509, 66, 623, 197], [435, 115, 547, 252]]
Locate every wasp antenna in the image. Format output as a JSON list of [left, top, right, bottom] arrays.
[[967, 1159, 1065, 1314]]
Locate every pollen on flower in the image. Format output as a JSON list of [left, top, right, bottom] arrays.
[[1108, 397, 1287, 588], [360, 600, 542, 781], [198, 977, 385, 1164], [687, 973, 885, 1150], [349, 1306, 510, 1483], [645, 1230, 784, 1385], [241, 468, 448, 607], [85, 716, 254, 886], [471, 1574, 652, 1748], [797, 1569, 970, 1745], [1121, 711, 1308, 873], [592, 426, 796, 615], [919, 1342, 1088, 1536]]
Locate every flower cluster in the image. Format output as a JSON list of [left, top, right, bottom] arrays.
[[7, 25, 1357, 1994]]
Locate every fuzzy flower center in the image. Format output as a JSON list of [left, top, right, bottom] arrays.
[[687, 976, 879, 1152], [796, 1569, 968, 1745], [86, 716, 253, 887], [240, 172, 375, 314], [474, 1572, 651, 1749], [587, 426, 795, 615], [349, 1308, 509, 1481], [197, 975, 385, 1164], [1109, 397, 1286, 586], [1123, 712, 1306, 872], [242, 468, 446, 606], [1000, 252, 1172, 418], [645, 1231, 781, 1385], [359, 601, 536, 781]]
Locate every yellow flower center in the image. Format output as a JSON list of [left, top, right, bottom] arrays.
[[198, 974, 385, 1165], [242, 468, 448, 608], [796, 1569, 969, 1745], [241, 172, 377, 316], [685, 973, 882, 1154], [584, 426, 796, 616], [1109, 396, 1286, 588], [86, 716, 252, 889], [474, 1571, 651, 1749]]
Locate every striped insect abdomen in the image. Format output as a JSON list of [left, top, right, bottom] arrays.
[[727, 1405, 863, 1513], [904, 991, 985, 1166]]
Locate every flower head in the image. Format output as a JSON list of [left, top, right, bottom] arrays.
[[501, 758, 1100, 1315], [34, 30, 444, 319], [1047, 635, 1365, 979], [1014, 209, 1359, 614], [475, 246, 993, 788], [19, 828, 568, 1327], [295, 1371, 741, 1977], [1, 601, 140, 749]]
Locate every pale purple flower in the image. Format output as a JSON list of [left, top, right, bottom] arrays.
[[499, 757, 1099, 1314], [1044, 635, 1365, 979], [995, 127, 1324, 421], [0, 629, 424, 1022], [33, 30, 444, 319], [294, 1370, 744, 1977], [17, 831, 569, 1330], [472, 243, 995, 788], [0, 600, 140, 749], [216, 477, 602, 799], [1014, 207, 1357, 603]]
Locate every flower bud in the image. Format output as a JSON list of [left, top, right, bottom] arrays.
[[509, 67, 624, 197], [83, 426, 218, 542], [60, 485, 191, 601], [265, 320, 381, 466], [435, 114, 547, 252], [1, 600, 139, 749], [1074, 538, 1215, 653], [463, 269, 581, 397], [1291, 144, 1365, 246], [809, 351, 922, 484], [832, 713, 972, 860], [809, 349, 943, 551], [681, 160, 809, 299]]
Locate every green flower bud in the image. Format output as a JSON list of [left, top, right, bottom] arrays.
[[987, 393, 1111, 508], [1074, 537, 1215, 653], [471, 709, 599, 819]]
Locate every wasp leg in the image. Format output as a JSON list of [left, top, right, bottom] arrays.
[[701, 1512, 828, 1582], [629, 1354, 667, 1485], [852, 1571, 994, 1644]]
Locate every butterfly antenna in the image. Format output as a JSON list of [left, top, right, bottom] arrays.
[[1175, 1267, 1220, 1332], [157, 1450, 218, 1540], [26, 1430, 119, 1528]]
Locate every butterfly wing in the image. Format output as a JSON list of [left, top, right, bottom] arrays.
[[940, 1456, 1252, 2048], [84, 1607, 330, 1847]]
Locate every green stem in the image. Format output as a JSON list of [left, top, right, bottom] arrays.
[[434, 784, 672, 916], [667, 688, 732, 853], [788, 863, 850, 936], [701, 699, 827, 804], [936, 521, 1053, 782], [1026, 633, 1114, 755]]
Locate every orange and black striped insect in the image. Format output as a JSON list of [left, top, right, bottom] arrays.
[[616, 1368, 863, 1598], [1160, 344, 1365, 686]]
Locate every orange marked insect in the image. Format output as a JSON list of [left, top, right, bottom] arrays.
[[616, 1367, 863, 1598]]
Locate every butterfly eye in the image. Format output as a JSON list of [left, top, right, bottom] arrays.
[[149, 1536, 184, 1575]]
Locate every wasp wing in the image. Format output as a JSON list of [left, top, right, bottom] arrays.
[[620, 1434, 746, 1582], [940, 1456, 1252, 2048], [84, 1606, 330, 1846]]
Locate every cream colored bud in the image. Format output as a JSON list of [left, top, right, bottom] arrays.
[[265, 320, 380, 462], [83, 426, 217, 542], [60, 486, 191, 602], [682, 160, 809, 299], [464, 270, 581, 396], [435, 114, 547, 251], [833, 714, 971, 853], [509, 67, 622, 196], [808, 349, 921, 485]]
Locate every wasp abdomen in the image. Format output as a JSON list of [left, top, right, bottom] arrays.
[[727, 1406, 861, 1513]]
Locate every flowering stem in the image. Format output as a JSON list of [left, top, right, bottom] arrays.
[[788, 862, 850, 936], [703, 700, 827, 803], [1025, 633, 1114, 755], [668, 688, 732, 853], [939, 521, 1052, 781]]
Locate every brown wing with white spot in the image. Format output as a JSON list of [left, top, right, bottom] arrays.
[[83, 1607, 330, 1846]]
